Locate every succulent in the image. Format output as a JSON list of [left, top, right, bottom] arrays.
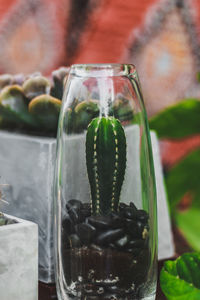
[[112, 97, 134, 122], [51, 67, 69, 100], [86, 116, 126, 215], [0, 187, 17, 226], [29, 94, 62, 134], [0, 67, 134, 137], [0, 74, 13, 91], [12, 74, 25, 86], [0, 68, 67, 136], [23, 76, 51, 102], [0, 85, 27, 108], [74, 100, 99, 132], [0, 85, 38, 129]]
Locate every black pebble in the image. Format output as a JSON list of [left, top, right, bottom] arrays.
[[96, 228, 124, 246], [82, 206, 91, 219], [88, 215, 112, 229], [109, 243, 116, 249], [137, 221, 144, 236], [128, 239, 145, 249], [75, 223, 96, 245], [82, 202, 91, 210], [84, 284, 95, 295], [104, 293, 118, 300], [123, 207, 137, 219], [129, 202, 138, 212], [131, 248, 142, 256], [90, 244, 103, 251], [62, 215, 74, 235], [66, 199, 83, 211], [136, 210, 149, 222], [126, 220, 140, 238], [119, 203, 128, 211], [109, 213, 123, 229], [115, 235, 129, 249], [106, 285, 120, 293], [68, 207, 82, 224], [83, 296, 99, 300], [68, 234, 82, 248]]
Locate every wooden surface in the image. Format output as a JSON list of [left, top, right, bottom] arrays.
[[38, 226, 191, 300]]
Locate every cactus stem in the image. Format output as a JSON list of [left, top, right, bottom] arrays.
[[86, 116, 126, 215]]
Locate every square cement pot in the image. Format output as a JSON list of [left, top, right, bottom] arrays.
[[0, 214, 38, 300], [0, 130, 174, 283]]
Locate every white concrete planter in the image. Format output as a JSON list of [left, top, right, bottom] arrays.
[[0, 129, 174, 283], [0, 214, 38, 300]]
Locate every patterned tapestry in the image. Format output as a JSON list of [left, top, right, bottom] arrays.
[[0, 0, 200, 116]]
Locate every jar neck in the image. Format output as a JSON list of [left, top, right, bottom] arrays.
[[69, 64, 136, 78]]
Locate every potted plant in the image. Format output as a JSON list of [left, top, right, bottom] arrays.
[[54, 64, 161, 299], [0, 185, 38, 300], [0, 68, 68, 283], [0, 65, 173, 287], [60, 116, 152, 298]]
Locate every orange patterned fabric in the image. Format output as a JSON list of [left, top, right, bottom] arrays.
[[0, 0, 200, 117]]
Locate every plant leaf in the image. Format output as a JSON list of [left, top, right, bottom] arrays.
[[149, 99, 200, 139], [175, 207, 200, 251], [165, 148, 200, 250], [165, 149, 200, 211], [160, 252, 200, 300]]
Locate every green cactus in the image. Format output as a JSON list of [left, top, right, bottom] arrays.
[[29, 94, 62, 134], [0, 85, 38, 129], [74, 100, 99, 133], [86, 116, 126, 215], [23, 76, 51, 102]]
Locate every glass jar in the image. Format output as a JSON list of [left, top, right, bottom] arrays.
[[54, 64, 157, 300]]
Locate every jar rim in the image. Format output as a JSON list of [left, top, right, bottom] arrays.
[[69, 63, 136, 77]]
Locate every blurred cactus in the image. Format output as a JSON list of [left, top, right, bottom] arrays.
[[51, 67, 69, 100], [0, 85, 38, 129], [23, 76, 51, 102], [0, 67, 66, 136], [65, 99, 99, 134], [0, 74, 13, 91], [13, 74, 25, 86], [0, 186, 17, 226], [29, 94, 61, 135], [112, 97, 134, 122], [0, 85, 26, 107], [86, 116, 126, 215], [74, 100, 99, 133], [0, 67, 134, 137]]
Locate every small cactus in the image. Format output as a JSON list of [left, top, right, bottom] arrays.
[[29, 94, 62, 134], [51, 67, 69, 100], [0, 85, 38, 129], [86, 116, 126, 215], [74, 100, 99, 133], [0, 74, 13, 91], [23, 76, 51, 102], [112, 98, 134, 122]]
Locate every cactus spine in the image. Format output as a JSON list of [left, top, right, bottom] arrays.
[[86, 116, 126, 215]]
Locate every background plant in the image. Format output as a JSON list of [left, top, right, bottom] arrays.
[[149, 98, 200, 251]]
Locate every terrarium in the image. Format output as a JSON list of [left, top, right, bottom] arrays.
[[54, 64, 157, 300]]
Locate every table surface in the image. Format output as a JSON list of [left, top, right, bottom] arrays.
[[39, 226, 191, 300]]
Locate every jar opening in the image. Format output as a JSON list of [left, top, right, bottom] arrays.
[[69, 63, 136, 78]]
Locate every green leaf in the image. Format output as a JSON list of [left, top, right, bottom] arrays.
[[165, 149, 200, 211], [149, 99, 200, 139], [175, 207, 200, 251], [160, 252, 200, 300], [165, 148, 200, 250]]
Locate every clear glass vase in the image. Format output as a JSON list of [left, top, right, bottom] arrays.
[[54, 64, 157, 300]]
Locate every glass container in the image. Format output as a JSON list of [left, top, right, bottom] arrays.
[[54, 64, 157, 300]]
